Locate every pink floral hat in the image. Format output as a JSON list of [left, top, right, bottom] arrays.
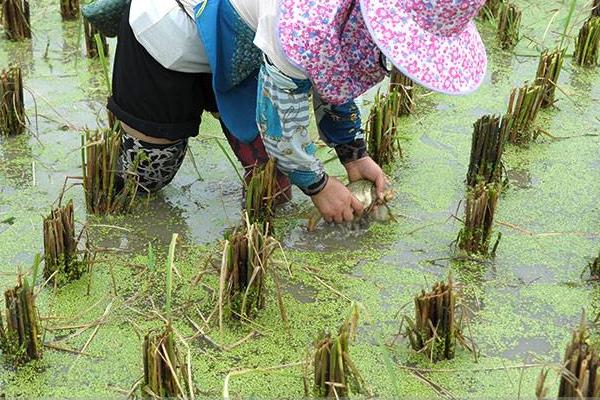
[[360, 0, 488, 95]]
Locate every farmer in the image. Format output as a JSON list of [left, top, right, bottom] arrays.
[[107, 0, 291, 197], [193, 0, 487, 223], [109, 0, 487, 224]]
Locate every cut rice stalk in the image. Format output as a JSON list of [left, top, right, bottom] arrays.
[[506, 83, 544, 144], [389, 67, 414, 117], [81, 129, 140, 215], [556, 316, 600, 398], [466, 115, 510, 188], [60, 0, 79, 20], [0, 259, 43, 367], [83, 18, 109, 59], [218, 215, 285, 328], [43, 200, 88, 286], [366, 90, 402, 167], [2, 0, 30, 40], [310, 304, 367, 397], [479, 0, 504, 20], [0, 65, 26, 136], [535, 48, 565, 108], [404, 277, 462, 362], [497, 2, 522, 50], [458, 183, 501, 255], [573, 16, 600, 67]]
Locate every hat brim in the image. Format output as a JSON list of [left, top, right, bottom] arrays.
[[360, 0, 487, 95]]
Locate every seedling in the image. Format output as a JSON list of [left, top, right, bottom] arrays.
[[245, 159, 278, 231], [141, 234, 194, 399]]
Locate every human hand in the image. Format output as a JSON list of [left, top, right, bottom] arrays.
[[344, 157, 388, 200], [311, 177, 364, 223]]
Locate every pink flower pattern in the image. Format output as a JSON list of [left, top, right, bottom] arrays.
[[278, 0, 386, 105], [278, 0, 488, 98], [360, 0, 487, 94]]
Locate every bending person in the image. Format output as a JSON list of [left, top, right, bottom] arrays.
[[194, 0, 488, 223]]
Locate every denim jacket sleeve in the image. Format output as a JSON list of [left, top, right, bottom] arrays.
[[312, 93, 367, 164]]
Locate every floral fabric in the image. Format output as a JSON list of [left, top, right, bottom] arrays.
[[278, 0, 487, 97], [360, 0, 487, 94], [278, 0, 387, 105]]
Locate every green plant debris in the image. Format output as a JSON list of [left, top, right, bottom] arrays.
[[589, 249, 600, 280], [59, 0, 79, 20]]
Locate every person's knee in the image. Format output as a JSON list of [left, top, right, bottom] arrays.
[[118, 132, 188, 193]]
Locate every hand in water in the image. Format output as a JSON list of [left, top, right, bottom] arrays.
[[344, 156, 388, 200], [311, 177, 364, 223]]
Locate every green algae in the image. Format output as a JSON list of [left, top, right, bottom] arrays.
[[0, 0, 599, 398]]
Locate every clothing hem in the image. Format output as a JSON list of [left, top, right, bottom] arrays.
[[107, 96, 201, 141]]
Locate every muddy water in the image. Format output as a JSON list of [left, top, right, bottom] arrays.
[[0, 0, 599, 398]]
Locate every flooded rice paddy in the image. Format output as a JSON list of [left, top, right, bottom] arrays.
[[0, 0, 599, 398]]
